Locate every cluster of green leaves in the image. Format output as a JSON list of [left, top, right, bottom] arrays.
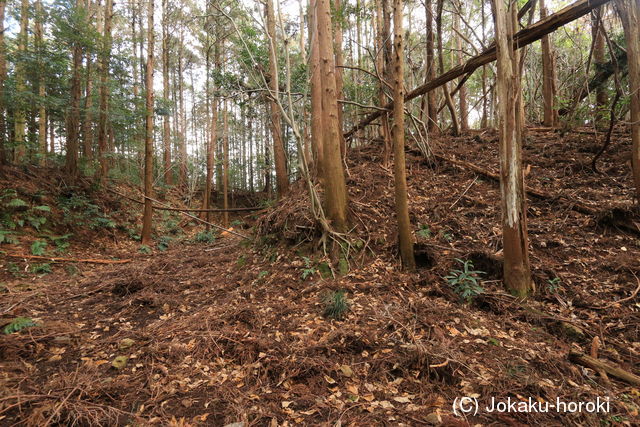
[[1, 189, 51, 240], [3, 317, 39, 335], [194, 230, 217, 243], [322, 290, 350, 320], [57, 193, 115, 230], [445, 259, 485, 304], [301, 256, 318, 280]]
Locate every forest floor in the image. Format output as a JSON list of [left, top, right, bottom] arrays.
[[1, 127, 640, 426]]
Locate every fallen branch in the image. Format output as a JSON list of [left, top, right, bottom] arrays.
[[593, 274, 640, 309], [107, 188, 263, 212], [569, 351, 640, 386], [5, 253, 131, 264], [344, 0, 611, 139], [106, 188, 252, 240]]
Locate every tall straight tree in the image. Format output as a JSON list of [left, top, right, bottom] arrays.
[[265, 0, 289, 198], [14, 0, 29, 163], [66, 0, 84, 175], [203, 43, 220, 224], [309, 0, 325, 180], [540, 0, 557, 127], [316, 0, 349, 231], [391, 0, 415, 270], [334, 0, 346, 156], [591, 7, 607, 126], [436, 0, 459, 136], [421, 0, 438, 132], [162, 0, 172, 184], [35, 0, 46, 164], [141, 0, 155, 245], [97, 0, 113, 180], [492, 0, 533, 297], [0, 0, 6, 166], [615, 0, 640, 200]]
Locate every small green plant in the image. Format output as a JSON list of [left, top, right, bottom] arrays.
[[444, 259, 485, 303], [157, 236, 172, 251], [546, 277, 561, 294], [439, 230, 454, 242], [322, 290, 349, 320], [6, 262, 22, 277], [138, 245, 152, 254], [3, 317, 39, 334], [301, 256, 318, 280], [417, 224, 432, 239], [237, 255, 247, 267], [48, 234, 72, 253], [258, 270, 269, 280], [194, 230, 217, 243], [30, 263, 52, 275], [0, 230, 19, 244], [30, 240, 48, 256], [231, 219, 244, 227]]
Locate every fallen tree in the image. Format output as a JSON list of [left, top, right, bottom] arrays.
[[344, 0, 611, 139]]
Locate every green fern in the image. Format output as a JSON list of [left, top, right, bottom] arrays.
[[3, 317, 39, 334]]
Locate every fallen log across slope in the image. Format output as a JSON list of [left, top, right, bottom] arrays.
[[344, 0, 611, 140]]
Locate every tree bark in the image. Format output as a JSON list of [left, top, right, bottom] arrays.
[[309, 0, 325, 180], [223, 99, 229, 227], [492, 0, 533, 297], [317, 0, 349, 232], [392, 0, 415, 270], [14, 0, 29, 164], [421, 0, 438, 132], [0, 0, 7, 166], [540, 0, 558, 127], [35, 0, 46, 164], [454, 2, 468, 131], [334, 0, 346, 157], [162, 0, 172, 185], [381, 0, 392, 166], [615, 0, 640, 201], [265, 0, 289, 198], [141, 0, 155, 246], [591, 7, 607, 126], [436, 0, 459, 136], [97, 0, 112, 180], [203, 46, 219, 224]]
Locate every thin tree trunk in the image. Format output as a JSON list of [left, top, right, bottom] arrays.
[[309, 0, 325, 180], [380, 0, 392, 166], [83, 54, 94, 160], [454, 2, 468, 130], [592, 6, 607, 127], [14, 0, 29, 163], [615, 0, 640, 201], [265, 0, 289, 198], [317, 0, 349, 232], [334, 0, 346, 157], [540, 0, 557, 127], [66, 0, 84, 175], [97, 0, 112, 180], [436, 0, 460, 136], [203, 46, 219, 224], [492, 0, 533, 297], [141, 0, 155, 245], [162, 0, 172, 185], [178, 33, 188, 188], [421, 0, 438, 132], [392, 0, 415, 270], [35, 0, 46, 164], [223, 99, 229, 227], [0, 0, 7, 165]]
